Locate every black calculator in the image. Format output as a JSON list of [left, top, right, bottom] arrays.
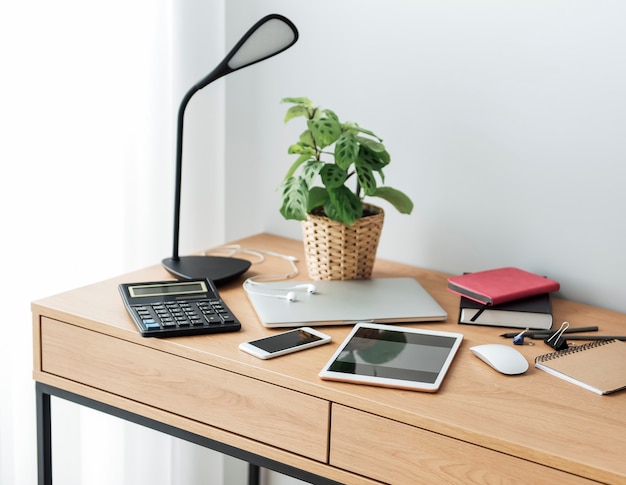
[[119, 278, 241, 337]]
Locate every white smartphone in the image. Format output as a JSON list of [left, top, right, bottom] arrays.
[[239, 327, 332, 360]]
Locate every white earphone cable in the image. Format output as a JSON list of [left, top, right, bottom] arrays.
[[203, 244, 306, 301]]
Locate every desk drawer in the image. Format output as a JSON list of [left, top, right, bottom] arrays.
[[40, 318, 329, 462], [330, 405, 595, 484]]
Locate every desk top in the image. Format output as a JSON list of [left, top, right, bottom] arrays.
[[32, 233, 626, 483]]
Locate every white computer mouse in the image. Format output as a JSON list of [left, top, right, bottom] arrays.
[[469, 344, 529, 375]]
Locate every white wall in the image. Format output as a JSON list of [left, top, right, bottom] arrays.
[[225, 0, 626, 314]]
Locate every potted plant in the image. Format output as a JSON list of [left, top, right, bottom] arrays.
[[279, 97, 414, 280]]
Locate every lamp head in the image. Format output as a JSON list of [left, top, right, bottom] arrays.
[[195, 14, 298, 90], [226, 15, 298, 71]]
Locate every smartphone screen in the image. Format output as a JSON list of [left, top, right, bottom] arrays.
[[239, 327, 331, 359], [252, 328, 324, 352]]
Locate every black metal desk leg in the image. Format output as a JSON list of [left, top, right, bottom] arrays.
[[248, 463, 260, 485], [36, 383, 53, 485]]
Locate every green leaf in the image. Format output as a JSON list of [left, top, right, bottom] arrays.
[[334, 133, 359, 169], [299, 130, 315, 148], [358, 140, 390, 165], [355, 163, 377, 196], [279, 177, 309, 221], [357, 136, 386, 154], [355, 146, 387, 195], [320, 109, 339, 123], [326, 186, 363, 225], [284, 105, 310, 123], [301, 160, 324, 186], [307, 186, 329, 212], [343, 121, 382, 141], [308, 116, 341, 148], [358, 145, 388, 171], [320, 164, 347, 189], [281, 96, 313, 107], [283, 153, 314, 180], [372, 187, 414, 214], [287, 143, 304, 154]]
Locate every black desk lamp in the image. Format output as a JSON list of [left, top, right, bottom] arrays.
[[162, 14, 299, 284]]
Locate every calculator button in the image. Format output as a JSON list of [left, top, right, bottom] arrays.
[[143, 320, 160, 330], [204, 314, 221, 324]]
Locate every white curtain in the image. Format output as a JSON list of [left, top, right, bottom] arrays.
[[0, 0, 246, 483]]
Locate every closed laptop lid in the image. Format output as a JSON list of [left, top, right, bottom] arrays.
[[245, 277, 447, 327]]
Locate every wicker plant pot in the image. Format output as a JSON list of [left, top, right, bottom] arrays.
[[301, 204, 384, 280]]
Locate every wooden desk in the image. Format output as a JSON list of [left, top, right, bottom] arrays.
[[33, 233, 626, 484]]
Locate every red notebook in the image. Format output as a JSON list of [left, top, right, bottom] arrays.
[[447, 267, 560, 306]]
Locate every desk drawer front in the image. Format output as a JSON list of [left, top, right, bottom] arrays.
[[330, 405, 594, 484], [41, 318, 329, 462]]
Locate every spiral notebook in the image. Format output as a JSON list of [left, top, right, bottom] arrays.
[[535, 339, 626, 395]]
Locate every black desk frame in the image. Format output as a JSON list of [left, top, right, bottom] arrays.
[[35, 382, 341, 485]]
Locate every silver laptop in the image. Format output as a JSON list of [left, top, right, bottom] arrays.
[[245, 277, 447, 328]]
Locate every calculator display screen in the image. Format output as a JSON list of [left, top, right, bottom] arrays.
[[129, 281, 208, 298]]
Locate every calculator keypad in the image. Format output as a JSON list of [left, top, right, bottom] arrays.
[[131, 298, 239, 336]]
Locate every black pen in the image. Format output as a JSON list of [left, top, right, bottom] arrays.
[[500, 326, 599, 338], [556, 336, 626, 341]]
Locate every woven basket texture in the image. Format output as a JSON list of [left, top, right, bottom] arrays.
[[301, 204, 384, 280]]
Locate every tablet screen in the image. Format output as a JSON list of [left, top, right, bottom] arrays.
[[319, 323, 463, 392]]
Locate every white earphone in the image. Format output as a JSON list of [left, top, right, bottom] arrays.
[[243, 280, 317, 302], [263, 290, 298, 302], [281, 283, 317, 294]]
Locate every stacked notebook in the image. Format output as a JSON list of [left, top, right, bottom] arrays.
[[448, 267, 560, 330]]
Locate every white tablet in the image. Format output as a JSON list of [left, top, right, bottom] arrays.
[[319, 323, 463, 392]]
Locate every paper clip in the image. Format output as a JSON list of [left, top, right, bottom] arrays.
[[545, 321, 570, 350], [512, 328, 534, 346]]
